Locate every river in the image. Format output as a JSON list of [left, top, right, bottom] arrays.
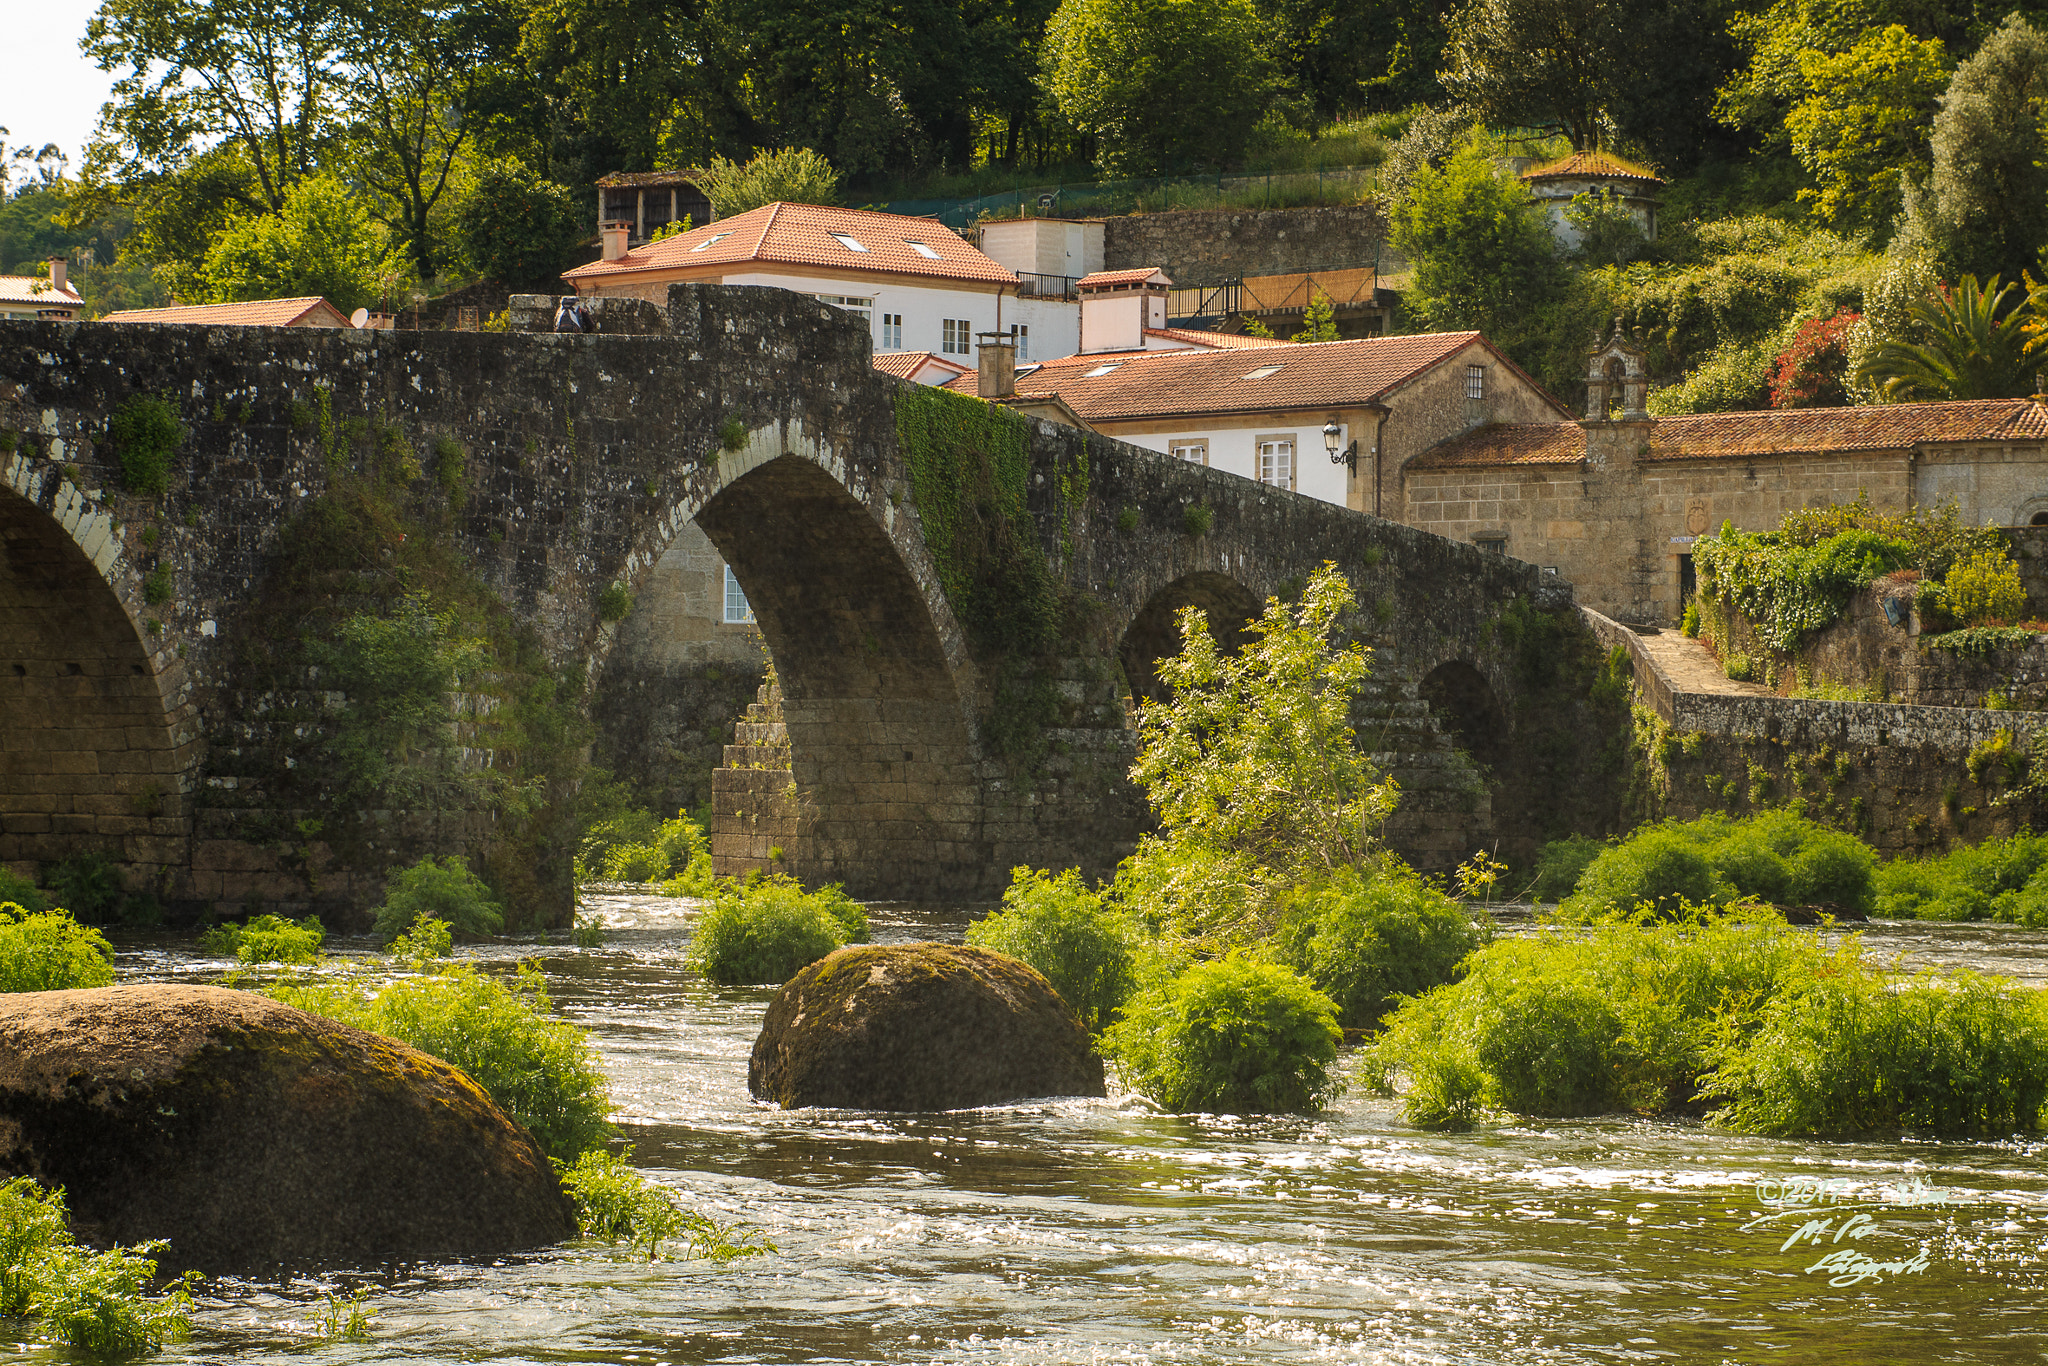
[[17, 895, 2048, 1365]]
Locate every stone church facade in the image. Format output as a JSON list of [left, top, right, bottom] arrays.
[[1400, 324, 2048, 624]]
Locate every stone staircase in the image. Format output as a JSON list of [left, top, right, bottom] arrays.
[[709, 679, 800, 879]]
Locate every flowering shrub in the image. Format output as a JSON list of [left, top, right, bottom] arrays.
[[1768, 308, 1861, 408]]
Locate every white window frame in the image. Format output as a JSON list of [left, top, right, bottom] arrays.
[[904, 239, 941, 259], [722, 565, 755, 624], [1170, 441, 1208, 466], [881, 312, 903, 349], [829, 232, 869, 253], [1011, 322, 1029, 360], [1467, 363, 1486, 399], [1257, 435, 1295, 491], [942, 318, 973, 355], [816, 294, 873, 330]]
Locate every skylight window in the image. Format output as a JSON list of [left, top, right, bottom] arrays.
[[904, 240, 941, 259], [830, 232, 869, 252], [1083, 363, 1122, 378], [689, 232, 732, 253], [1242, 364, 1285, 379]]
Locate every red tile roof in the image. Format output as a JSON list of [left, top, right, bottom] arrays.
[[944, 332, 1510, 423], [1078, 268, 1170, 289], [1521, 151, 1663, 184], [0, 275, 85, 310], [872, 350, 970, 380], [1409, 398, 2048, 470], [562, 202, 1017, 286], [100, 296, 349, 327], [1144, 327, 1291, 349]]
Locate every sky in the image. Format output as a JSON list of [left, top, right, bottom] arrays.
[[6, 0, 117, 183]]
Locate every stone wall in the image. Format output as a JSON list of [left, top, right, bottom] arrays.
[[1102, 205, 1387, 287], [1590, 610, 2048, 856]]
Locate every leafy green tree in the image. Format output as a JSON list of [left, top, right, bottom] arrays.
[[197, 172, 409, 310], [1784, 25, 1950, 232], [1388, 132, 1564, 339], [1041, 0, 1278, 175], [1902, 13, 2048, 287], [1854, 274, 2043, 401], [451, 158, 582, 285], [1441, 0, 1620, 151], [694, 147, 841, 215], [1131, 564, 1394, 880], [1290, 291, 1339, 342]]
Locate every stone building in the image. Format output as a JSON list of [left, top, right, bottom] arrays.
[[1403, 323, 2048, 624], [1518, 151, 1662, 250]]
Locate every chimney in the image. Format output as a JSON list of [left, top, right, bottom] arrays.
[[977, 330, 1016, 400], [46, 257, 66, 293], [601, 221, 631, 262]]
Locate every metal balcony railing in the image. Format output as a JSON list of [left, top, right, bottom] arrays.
[[1015, 272, 1080, 301]]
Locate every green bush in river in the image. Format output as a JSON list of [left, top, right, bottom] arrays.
[[1103, 954, 1342, 1114], [687, 876, 866, 984], [1365, 902, 2048, 1136], [0, 904, 115, 993], [1874, 832, 2048, 924], [1561, 811, 1875, 918], [1270, 864, 1487, 1030], [199, 913, 325, 965], [0, 1177, 197, 1356], [0, 869, 50, 913], [966, 867, 1153, 1032], [266, 961, 613, 1164], [1529, 834, 1608, 903], [371, 855, 505, 940]]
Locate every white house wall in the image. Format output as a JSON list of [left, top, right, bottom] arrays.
[[1111, 419, 1352, 508], [1008, 295, 1080, 361], [721, 271, 1082, 362]]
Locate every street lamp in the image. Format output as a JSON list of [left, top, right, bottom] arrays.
[[1324, 418, 1358, 473]]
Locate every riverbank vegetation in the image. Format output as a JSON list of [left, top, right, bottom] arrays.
[[559, 1149, 775, 1263], [198, 914, 325, 965], [688, 877, 870, 985], [0, 903, 114, 992]]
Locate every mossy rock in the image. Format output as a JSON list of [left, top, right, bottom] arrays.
[[0, 985, 576, 1269], [749, 943, 1105, 1110]]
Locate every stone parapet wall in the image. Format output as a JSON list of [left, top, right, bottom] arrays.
[[1592, 608, 2048, 854], [1102, 205, 1387, 287]]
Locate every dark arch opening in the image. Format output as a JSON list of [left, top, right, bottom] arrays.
[[2031, 512, 2048, 527], [0, 483, 188, 892], [1118, 572, 1262, 709], [1419, 660, 1508, 766], [688, 455, 983, 898]]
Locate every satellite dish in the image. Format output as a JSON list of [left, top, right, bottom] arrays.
[[350, 307, 370, 328]]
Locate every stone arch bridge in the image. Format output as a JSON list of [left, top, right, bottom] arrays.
[[0, 286, 1622, 921]]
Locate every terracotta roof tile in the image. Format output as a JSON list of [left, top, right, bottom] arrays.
[[1078, 268, 1170, 289], [100, 297, 348, 327], [1521, 151, 1663, 184], [1143, 327, 1291, 349], [1410, 398, 2048, 470], [563, 202, 1017, 286], [944, 332, 1505, 423], [0, 275, 85, 310], [872, 350, 970, 380]]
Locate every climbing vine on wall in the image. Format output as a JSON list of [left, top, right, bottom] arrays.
[[892, 385, 1061, 656]]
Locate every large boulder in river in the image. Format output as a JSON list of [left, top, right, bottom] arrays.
[[749, 943, 1105, 1109], [0, 985, 577, 1269]]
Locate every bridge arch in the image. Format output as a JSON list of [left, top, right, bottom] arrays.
[[1418, 660, 1509, 767], [0, 477, 195, 895], [1117, 571, 1262, 707], [594, 427, 984, 897]]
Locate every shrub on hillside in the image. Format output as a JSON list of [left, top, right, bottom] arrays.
[[1938, 550, 2028, 627], [966, 867, 1148, 1031], [1103, 955, 1342, 1114], [687, 876, 863, 984], [371, 855, 504, 940], [200, 914, 325, 965], [1270, 864, 1485, 1030], [0, 904, 114, 993], [267, 960, 613, 1163], [1769, 308, 1860, 408]]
